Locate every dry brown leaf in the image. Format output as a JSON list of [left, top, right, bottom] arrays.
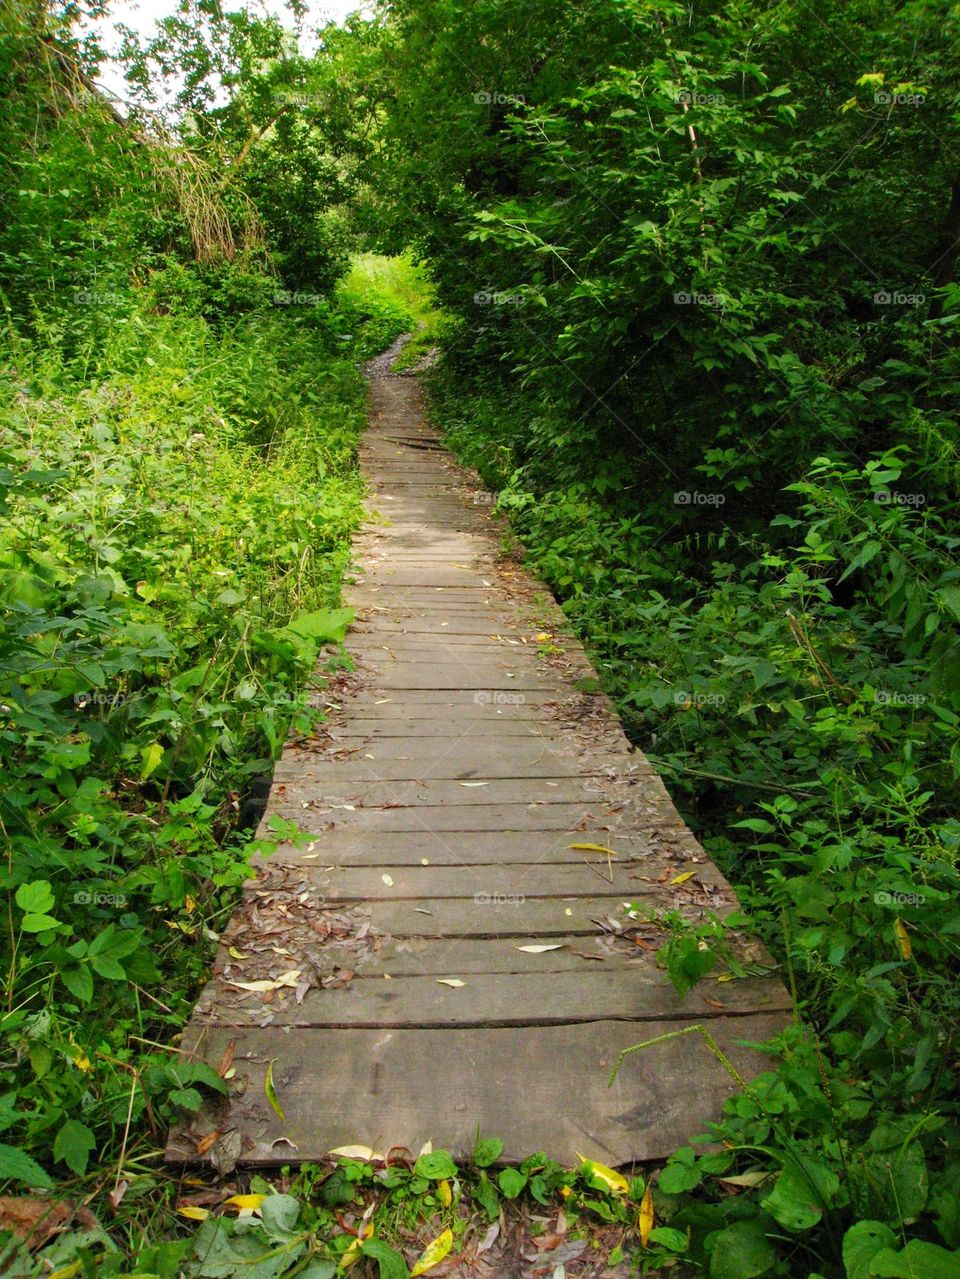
[[216, 1040, 235, 1078], [195, 1131, 220, 1157]]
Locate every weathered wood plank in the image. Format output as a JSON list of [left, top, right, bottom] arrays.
[[200, 967, 791, 1030], [263, 827, 697, 865], [247, 859, 676, 900], [168, 1016, 789, 1166]]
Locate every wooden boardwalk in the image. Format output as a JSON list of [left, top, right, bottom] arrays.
[[168, 353, 791, 1171]]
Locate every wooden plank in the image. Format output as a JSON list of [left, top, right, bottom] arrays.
[[334, 690, 563, 710], [262, 827, 697, 865], [168, 1015, 789, 1165], [322, 720, 564, 738], [344, 667, 564, 691], [269, 780, 610, 808], [267, 800, 679, 833], [249, 859, 717, 901], [273, 758, 586, 783], [199, 967, 791, 1030], [356, 892, 735, 937]]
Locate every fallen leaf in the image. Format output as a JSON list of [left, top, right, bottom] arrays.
[[177, 1205, 210, 1221], [195, 1131, 220, 1157], [0, 1197, 96, 1249], [330, 1145, 379, 1160], [216, 1040, 235, 1078], [476, 1222, 500, 1254], [226, 969, 301, 993], [228, 947, 249, 960], [108, 1180, 128, 1213], [670, 871, 697, 885], [437, 1179, 452, 1207], [411, 1227, 454, 1276], [264, 1060, 285, 1122], [224, 1194, 268, 1211], [639, 1184, 654, 1245], [568, 842, 617, 856], [577, 1155, 630, 1195], [436, 978, 465, 988], [458, 781, 488, 787], [382, 874, 394, 886], [516, 944, 565, 953]]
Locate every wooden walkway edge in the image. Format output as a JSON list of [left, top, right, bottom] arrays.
[[166, 349, 791, 1170]]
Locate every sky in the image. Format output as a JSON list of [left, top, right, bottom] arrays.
[[87, 0, 371, 106]]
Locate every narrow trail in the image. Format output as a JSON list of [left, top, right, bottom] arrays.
[[168, 347, 790, 1171]]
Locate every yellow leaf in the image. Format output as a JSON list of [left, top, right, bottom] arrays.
[[224, 1193, 267, 1211], [67, 1037, 91, 1072], [411, 1228, 454, 1276], [436, 978, 465, 988], [639, 1184, 654, 1245], [228, 946, 249, 960], [227, 969, 301, 993], [330, 1144, 379, 1160], [569, 842, 617, 857], [894, 917, 912, 960], [339, 1238, 363, 1270], [670, 871, 696, 885], [577, 1155, 630, 1196], [185, 894, 196, 914], [265, 1059, 285, 1122], [516, 944, 565, 953], [437, 1179, 452, 1207], [177, 1206, 210, 1221]]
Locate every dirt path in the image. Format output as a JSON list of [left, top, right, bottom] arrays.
[[167, 348, 790, 1172]]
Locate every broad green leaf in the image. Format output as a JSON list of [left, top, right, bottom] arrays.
[[842, 1220, 896, 1279], [54, 1118, 96, 1175], [497, 1167, 527, 1198], [473, 1137, 503, 1167], [709, 1218, 776, 1279], [15, 880, 54, 915], [140, 741, 164, 779], [0, 1141, 53, 1188], [414, 1150, 457, 1180]]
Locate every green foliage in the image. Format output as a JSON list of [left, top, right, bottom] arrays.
[[393, 0, 960, 1270]]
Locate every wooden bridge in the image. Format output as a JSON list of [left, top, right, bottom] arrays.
[[167, 353, 790, 1171]]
